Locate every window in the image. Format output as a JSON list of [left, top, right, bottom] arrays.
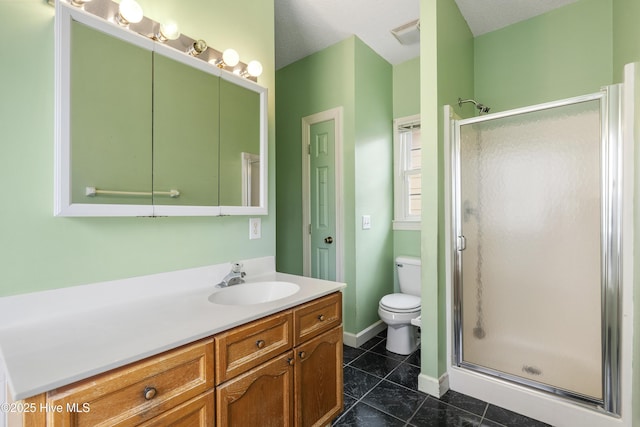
[[393, 115, 421, 230]]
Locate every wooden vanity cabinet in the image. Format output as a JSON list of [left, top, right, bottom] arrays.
[[12, 292, 343, 427]]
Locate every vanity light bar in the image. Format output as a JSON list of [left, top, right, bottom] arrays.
[[86, 187, 181, 198], [51, 0, 262, 81]]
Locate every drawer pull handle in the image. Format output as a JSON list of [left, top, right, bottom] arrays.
[[143, 386, 157, 400], [299, 351, 306, 359], [288, 357, 295, 366], [256, 339, 266, 349], [318, 314, 326, 321]]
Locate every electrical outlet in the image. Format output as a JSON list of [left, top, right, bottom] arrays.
[[249, 218, 261, 239], [362, 215, 371, 230]]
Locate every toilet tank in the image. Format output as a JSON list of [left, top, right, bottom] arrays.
[[396, 256, 421, 296]]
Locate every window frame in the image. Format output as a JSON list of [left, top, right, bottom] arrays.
[[393, 114, 421, 231]]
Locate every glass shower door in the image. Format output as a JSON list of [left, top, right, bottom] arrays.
[[452, 92, 620, 408]]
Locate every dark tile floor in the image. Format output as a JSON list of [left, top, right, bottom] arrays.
[[332, 330, 552, 427]]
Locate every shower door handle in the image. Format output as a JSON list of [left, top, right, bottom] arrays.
[[457, 235, 466, 251]]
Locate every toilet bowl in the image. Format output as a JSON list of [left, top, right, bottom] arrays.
[[378, 256, 421, 355]]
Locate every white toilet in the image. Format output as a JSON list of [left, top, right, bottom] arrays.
[[378, 256, 421, 355]]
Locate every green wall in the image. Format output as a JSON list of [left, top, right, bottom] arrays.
[[0, 0, 275, 297], [392, 58, 421, 290], [420, 0, 474, 383], [613, 0, 640, 82], [275, 38, 355, 277], [434, 0, 475, 375], [354, 38, 394, 331], [393, 57, 421, 119], [275, 37, 394, 335], [275, 38, 357, 331], [474, 0, 613, 112]]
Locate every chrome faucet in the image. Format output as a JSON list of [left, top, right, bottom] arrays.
[[216, 263, 246, 287]]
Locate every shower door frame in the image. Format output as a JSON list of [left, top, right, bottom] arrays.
[[450, 87, 622, 415]]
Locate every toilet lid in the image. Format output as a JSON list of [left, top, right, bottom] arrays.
[[380, 293, 421, 312]]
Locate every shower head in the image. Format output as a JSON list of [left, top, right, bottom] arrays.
[[477, 104, 490, 114], [458, 97, 491, 114]]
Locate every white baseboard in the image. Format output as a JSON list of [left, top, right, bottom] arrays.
[[418, 372, 450, 398], [343, 320, 387, 348]]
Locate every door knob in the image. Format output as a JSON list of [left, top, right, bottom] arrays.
[[324, 236, 333, 244]]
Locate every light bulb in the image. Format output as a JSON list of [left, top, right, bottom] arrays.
[[187, 39, 208, 56], [246, 60, 263, 78], [116, 0, 143, 26], [222, 49, 240, 67], [158, 22, 180, 41]]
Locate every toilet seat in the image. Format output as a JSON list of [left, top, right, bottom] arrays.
[[379, 293, 421, 313]]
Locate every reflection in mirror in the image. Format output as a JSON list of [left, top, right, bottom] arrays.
[[219, 78, 261, 206], [70, 19, 152, 206], [153, 54, 220, 207], [241, 152, 260, 206]]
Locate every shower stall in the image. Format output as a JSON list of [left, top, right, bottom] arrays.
[[449, 86, 624, 418]]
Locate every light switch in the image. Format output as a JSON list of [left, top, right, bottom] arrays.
[[249, 218, 261, 239], [362, 215, 371, 230]]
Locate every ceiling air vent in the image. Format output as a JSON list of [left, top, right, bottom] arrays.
[[391, 19, 420, 45]]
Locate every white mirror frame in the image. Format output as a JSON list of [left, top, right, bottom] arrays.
[[54, 1, 268, 217]]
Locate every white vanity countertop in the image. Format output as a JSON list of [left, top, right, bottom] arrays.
[[0, 256, 346, 400]]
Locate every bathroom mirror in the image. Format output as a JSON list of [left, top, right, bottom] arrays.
[[219, 78, 261, 207], [69, 18, 153, 208], [54, 1, 267, 217], [152, 52, 220, 212]]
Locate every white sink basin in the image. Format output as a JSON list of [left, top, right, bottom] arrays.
[[208, 281, 300, 305]]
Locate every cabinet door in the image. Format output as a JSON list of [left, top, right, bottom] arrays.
[[294, 326, 343, 427], [70, 19, 152, 206], [152, 54, 220, 207], [216, 351, 294, 427]]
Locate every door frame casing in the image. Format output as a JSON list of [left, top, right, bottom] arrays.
[[302, 107, 345, 282]]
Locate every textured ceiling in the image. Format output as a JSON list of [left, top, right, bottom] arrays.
[[275, 0, 419, 70], [275, 0, 579, 70], [454, 0, 578, 36]]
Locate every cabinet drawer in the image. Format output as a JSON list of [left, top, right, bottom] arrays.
[[46, 338, 214, 427], [139, 391, 213, 427], [294, 292, 342, 346], [215, 310, 293, 385]]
